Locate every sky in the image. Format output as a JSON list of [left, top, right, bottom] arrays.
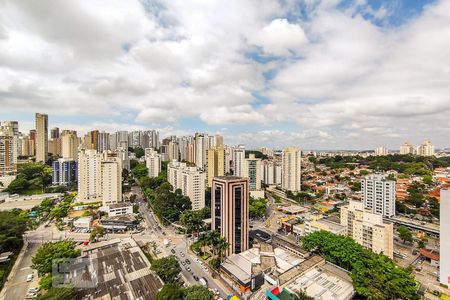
[[0, 0, 449, 150]]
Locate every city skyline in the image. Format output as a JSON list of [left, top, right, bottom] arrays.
[[1, 0, 449, 149]]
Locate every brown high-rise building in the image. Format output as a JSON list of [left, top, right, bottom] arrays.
[[35, 113, 48, 163], [212, 176, 249, 255]]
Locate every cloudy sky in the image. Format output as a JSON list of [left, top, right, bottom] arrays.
[[1, 0, 449, 150]]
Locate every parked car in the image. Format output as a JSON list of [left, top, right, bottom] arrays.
[[26, 274, 34, 282], [185, 259, 190, 264]]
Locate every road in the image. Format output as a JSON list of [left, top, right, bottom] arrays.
[[1, 243, 39, 300], [134, 185, 231, 298]]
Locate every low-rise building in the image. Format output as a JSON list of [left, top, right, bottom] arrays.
[[101, 214, 140, 232], [304, 215, 346, 236], [107, 202, 133, 217], [73, 217, 92, 229], [71, 238, 163, 300]]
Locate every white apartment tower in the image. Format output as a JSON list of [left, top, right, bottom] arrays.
[[232, 145, 246, 177], [168, 160, 206, 210], [400, 142, 415, 155], [281, 146, 301, 192], [417, 140, 435, 156], [0, 127, 16, 177], [375, 147, 388, 156], [77, 149, 102, 202], [35, 113, 48, 163], [440, 189, 450, 286], [145, 148, 161, 178], [195, 133, 209, 169], [341, 200, 393, 258], [100, 156, 122, 206], [361, 174, 395, 218]]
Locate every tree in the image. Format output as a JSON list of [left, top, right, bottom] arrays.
[[0, 210, 28, 252], [398, 226, 413, 244], [150, 256, 181, 283], [134, 147, 145, 159], [184, 285, 214, 300], [89, 226, 105, 242], [423, 175, 433, 185], [302, 231, 418, 300], [180, 210, 205, 233], [153, 183, 191, 222], [39, 286, 76, 300], [32, 241, 80, 274], [249, 197, 268, 219], [130, 159, 139, 170], [132, 164, 148, 179], [155, 283, 184, 300]]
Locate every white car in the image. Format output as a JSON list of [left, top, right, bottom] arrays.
[[26, 274, 33, 282]]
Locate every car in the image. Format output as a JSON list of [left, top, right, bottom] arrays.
[[180, 252, 185, 257], [213, 288, 220, 295], [193, 275, 199, 281], [28, 288, 39, 293], [26, 274, 34, 282], [171, 249, 176, 254], [181, 261, 186, 266], [185, 259, 190, 264], [186, 267, 191, 272]]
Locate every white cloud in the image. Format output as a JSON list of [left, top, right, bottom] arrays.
[[1, 0, 450, 149], [250, 18, 308, 56]]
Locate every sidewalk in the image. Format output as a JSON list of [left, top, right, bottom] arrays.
[[0, 241, 29, 300]]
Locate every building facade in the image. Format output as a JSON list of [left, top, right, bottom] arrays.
[[375, 147, 388, 156], [52, 158, 77, 187], [168, 160, 206, 211], [77, 148, 102, 202], [35, 113, 48, 163], [281, 147, 301, 192], [417, 140, 435, 156], [341, 200, 393, 258], [361, 174, 396, 218], [400, 142, 415, 155], [145, 148, 161, 178], [61, 130, 79, 160], [232, 145, 246, 177], [212, 176, 249, 255], [244, 154, 262, 191], [207, 147, 225, 187], [441, 189, 450, 285]]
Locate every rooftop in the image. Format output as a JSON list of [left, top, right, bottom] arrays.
[[109, 202, 133, 209], [73, 238, 163, 300]]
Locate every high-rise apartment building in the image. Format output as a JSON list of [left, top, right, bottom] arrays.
[[400, 142, 415, 155], [97, 131, 110, 152], [195, 133, 209, 169], [52, 158, 77, 187], [375, 147, 388, 156], [0, 121, 19, 164], [50, 127, 60, 139], [100, 156, 122, 206], [118, 141, 130, 171], [417, 140, 435, 156], [341, 200, 393, 258], [361, 174, 396, 218], [232, 145, 245, 177], [168, 141, 179, 161], [78, 148, 122, 205], [262, 160, 282, 185], [244, 154, 262, 191], [168, 160, 206, 210], [212, 176, 249, 255], [19, 134, 32, 157], [206, 147, 225, 187], [35, 113, 48, 163], [61, 130, 79, 160], [0, 128, 16, 177], [145, 148, 161, 178], [48, 137, 61, 156], [77, 148, 102, 202], [281, 147, 301, 192], [215, 135, 224, 148], [440, 189, 450, 285]]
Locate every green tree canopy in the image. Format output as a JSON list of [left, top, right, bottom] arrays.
[[89, 226, 105, 242], [32, 240, 80, 274], [302, 231, 418, 300], [397, 225, 413, 244], [183, 285, 214, 300], [150, 256, 181, 283], [155, 283, 184, 300], [39, 286, 76, 300]]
